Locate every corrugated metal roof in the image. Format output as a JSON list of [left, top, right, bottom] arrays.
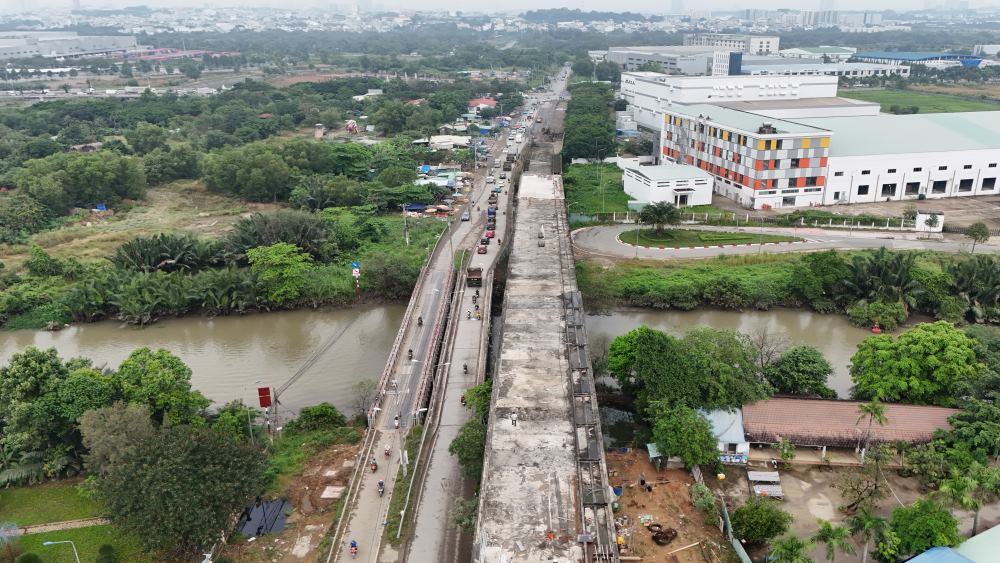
[[797, 112, 1000, 157], [956, 522, 1000, 562], [742, 398, 958, 448], [666, 104, 829, 135], [855, 51, 978, 61], [909, 547, 974, 563]]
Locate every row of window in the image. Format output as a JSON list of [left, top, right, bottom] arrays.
[[835, 163, 998, 177], [854, 178, 997, 197]]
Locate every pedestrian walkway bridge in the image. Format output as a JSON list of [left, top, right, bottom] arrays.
[[474, 173, 617, 563]]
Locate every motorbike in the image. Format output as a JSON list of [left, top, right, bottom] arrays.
[[463, 363, 468, 374], [394, 415, 400, 429], [378, 480, 385, 497], [370, 459, 378, 472], [417, 316, 423, 327], [351, 546, 358, 558], [475, 289, 479, 297], [384, 444, 391, 458], [408, 349, 413, 360], [467, 311, 472, 320]]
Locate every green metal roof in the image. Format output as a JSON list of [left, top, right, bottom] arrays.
[[797, 112, 1000, 157], [625, 162, 714, 181], [955, 523, 1000, 562], [666, 104, 829, 136]]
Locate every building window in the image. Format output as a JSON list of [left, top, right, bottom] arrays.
[[913, 167, 923, 172], [964, 164, 973, 170], [881, 183, 897, 197], [857, 185, 870, 195], [984, 178, 997, 190], [938, 166, 948, 171], [990, 163, 997, 168], [959, 179, 974, 192], [806, 177, 818, 186], [782, 196, 796, 206], [887, 169, 897, 174], [834, 171, 844, 177], [861, 170, 870, 175], [932, 180, 948, 193], [905, 182, 920, 195], [790, 158, 801, 168]]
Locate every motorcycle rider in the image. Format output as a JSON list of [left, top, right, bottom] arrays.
[[408, 349, 413, 360], [417, 316, 423, 326]]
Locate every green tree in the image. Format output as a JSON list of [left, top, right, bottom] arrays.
[[764, 346, 836, 398], [965, 222, 991, 253], [770, 535, 815, 563], [836, 445, 891, 513], [377, 166, 418, 188], [85, 422, 266, 560], [850, 321, 981, 405], [285, 402, 346, 433], [0, 347, 68, 455], [935, 464, 1000, 536], [246, 242, 314, 305], [115, 348, 210, 425], [125, 122, 168, 155], [650, 404, 719, 468], [731, 496, 793, 545], [0, 193, 50, 244], [843, 248, 923, 313], [202, 144, 294, 201], [141, 145, 201, 185], [79, 402, 157, 477], [638, 201, 681, 233], [889, 498, 960, 557], [462, 381, 492, 421], [848, 506, 888, 563], [448, 418, 487, 481], [812, 520, 855, 562]]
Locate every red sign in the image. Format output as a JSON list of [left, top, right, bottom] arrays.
[[257, 387, 272, 408]]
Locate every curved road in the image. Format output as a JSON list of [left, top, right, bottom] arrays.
[[573, 223, 1000, 260]]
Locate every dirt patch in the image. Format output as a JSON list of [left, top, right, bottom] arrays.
[[1, 180, 269, 268], [913, 84, 1000, 103], [606, 451, 732, 562], [223, 442, 362, 562], [268, 72, 360, 87]]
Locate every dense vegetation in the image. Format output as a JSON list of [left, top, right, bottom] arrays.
[[561, 81, 616, 162], [579, 249, 1000, 330]]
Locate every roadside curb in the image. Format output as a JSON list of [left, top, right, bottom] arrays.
[[615, 236, 810, 251]]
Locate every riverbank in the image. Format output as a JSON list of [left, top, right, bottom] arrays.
[[577, 248, 999, 331]]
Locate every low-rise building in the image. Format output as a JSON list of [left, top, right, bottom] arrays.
[[741, 61, 910, 79], [621, 161, 714, 207], [852, 51, 981, 67], [606, 46, 735, 75], [683, 33, 780, 55], [778, 46, 856, 61]]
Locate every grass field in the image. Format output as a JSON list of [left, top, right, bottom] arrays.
[[839, 89, 1000, 113], [18, 525, 151, 563], [563, 163, 629, 214], [619, 228, 800, 248], [0, 482, 103, 526]]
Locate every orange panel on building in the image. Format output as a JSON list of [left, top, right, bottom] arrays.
[[753, 180, 761, 190], [796, 177, 807, 188], [817, 177, 826, 186], [754, 160, 764, 171], [799, 158, 810, 168], [819, 157, 828, 167]]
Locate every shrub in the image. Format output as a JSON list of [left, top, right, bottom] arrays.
[[689, 483, 719, 525], [14, 554, 42, 563], [847, 301, 907, 331], [285, 403, 346, 433], [23, 245, 63, 277], [731, 496, 793, 545]]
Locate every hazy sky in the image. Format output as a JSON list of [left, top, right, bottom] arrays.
[[6, 0, 996, 14]]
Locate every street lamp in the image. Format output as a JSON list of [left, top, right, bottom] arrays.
[[43, 541, 80, 563]]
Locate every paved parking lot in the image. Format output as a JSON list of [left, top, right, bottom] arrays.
[[712, 195, 1000, 230]]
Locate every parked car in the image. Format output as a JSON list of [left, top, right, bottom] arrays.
[[461, 212, 470, 221], [477, 245, 488, 254]]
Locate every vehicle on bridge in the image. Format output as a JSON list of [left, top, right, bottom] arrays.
[[481, 237, 490, 245], [477, 244, 488, 254], [467, 267, 483, 286]]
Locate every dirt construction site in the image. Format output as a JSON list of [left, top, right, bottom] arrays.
[[606, 450, 734, 563]]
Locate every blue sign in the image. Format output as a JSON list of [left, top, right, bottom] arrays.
[[351, 261, 360, 268]]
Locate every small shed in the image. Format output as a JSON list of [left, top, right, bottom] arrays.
[[700, 409, 749, 465], [747, 470, 784, 500]]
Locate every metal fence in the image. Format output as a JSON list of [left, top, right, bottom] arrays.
[[581, 211, 919, 231], [719, 497, 753, 563]]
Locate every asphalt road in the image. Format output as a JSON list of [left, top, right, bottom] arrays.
[[573, 223, 1000, 260], [404, 68, 571, 563], [333, 79, 556, 563]]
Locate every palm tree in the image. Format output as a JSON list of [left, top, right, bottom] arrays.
[[812, 520, 856, 562], [936, 464, 1000, 536], [848, 507, 888, 563], [638, 201, 681, 234], [770, 535, 816, 563], [857, 399, 888, 461], [842, 248, 924, 313], [948, 256, 1000, 322]]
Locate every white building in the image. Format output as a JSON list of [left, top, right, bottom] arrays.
[[741, 61, 910, 79], [683, 33, 780, 55], [605, 46, 733, 75], [0, 32, 138, 60], [974, 45, 1000, 56], [796, 113, 1000, 205], [621, 162, 714, 207], [701, 409, 750, 465], [620, 71, 840, 132], [778, 46, 857, 61]]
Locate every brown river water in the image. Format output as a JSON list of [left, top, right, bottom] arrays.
[[0, 306, 405, 415], [0, 306, 889, 412]]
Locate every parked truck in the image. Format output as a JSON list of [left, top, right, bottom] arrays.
[[467, 266, 483, 287]]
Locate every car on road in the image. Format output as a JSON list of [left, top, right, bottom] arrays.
[[499, 172, 507, 179], [484, 230, 495, 239], [461, 212, 470, 221], [486, 176, 495, 183], [481, 237, 490, 245], [477, 245, 488, 254]]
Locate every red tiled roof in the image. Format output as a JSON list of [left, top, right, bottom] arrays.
[[742, 397, 958, 448], [468, 97, 497, 107]]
